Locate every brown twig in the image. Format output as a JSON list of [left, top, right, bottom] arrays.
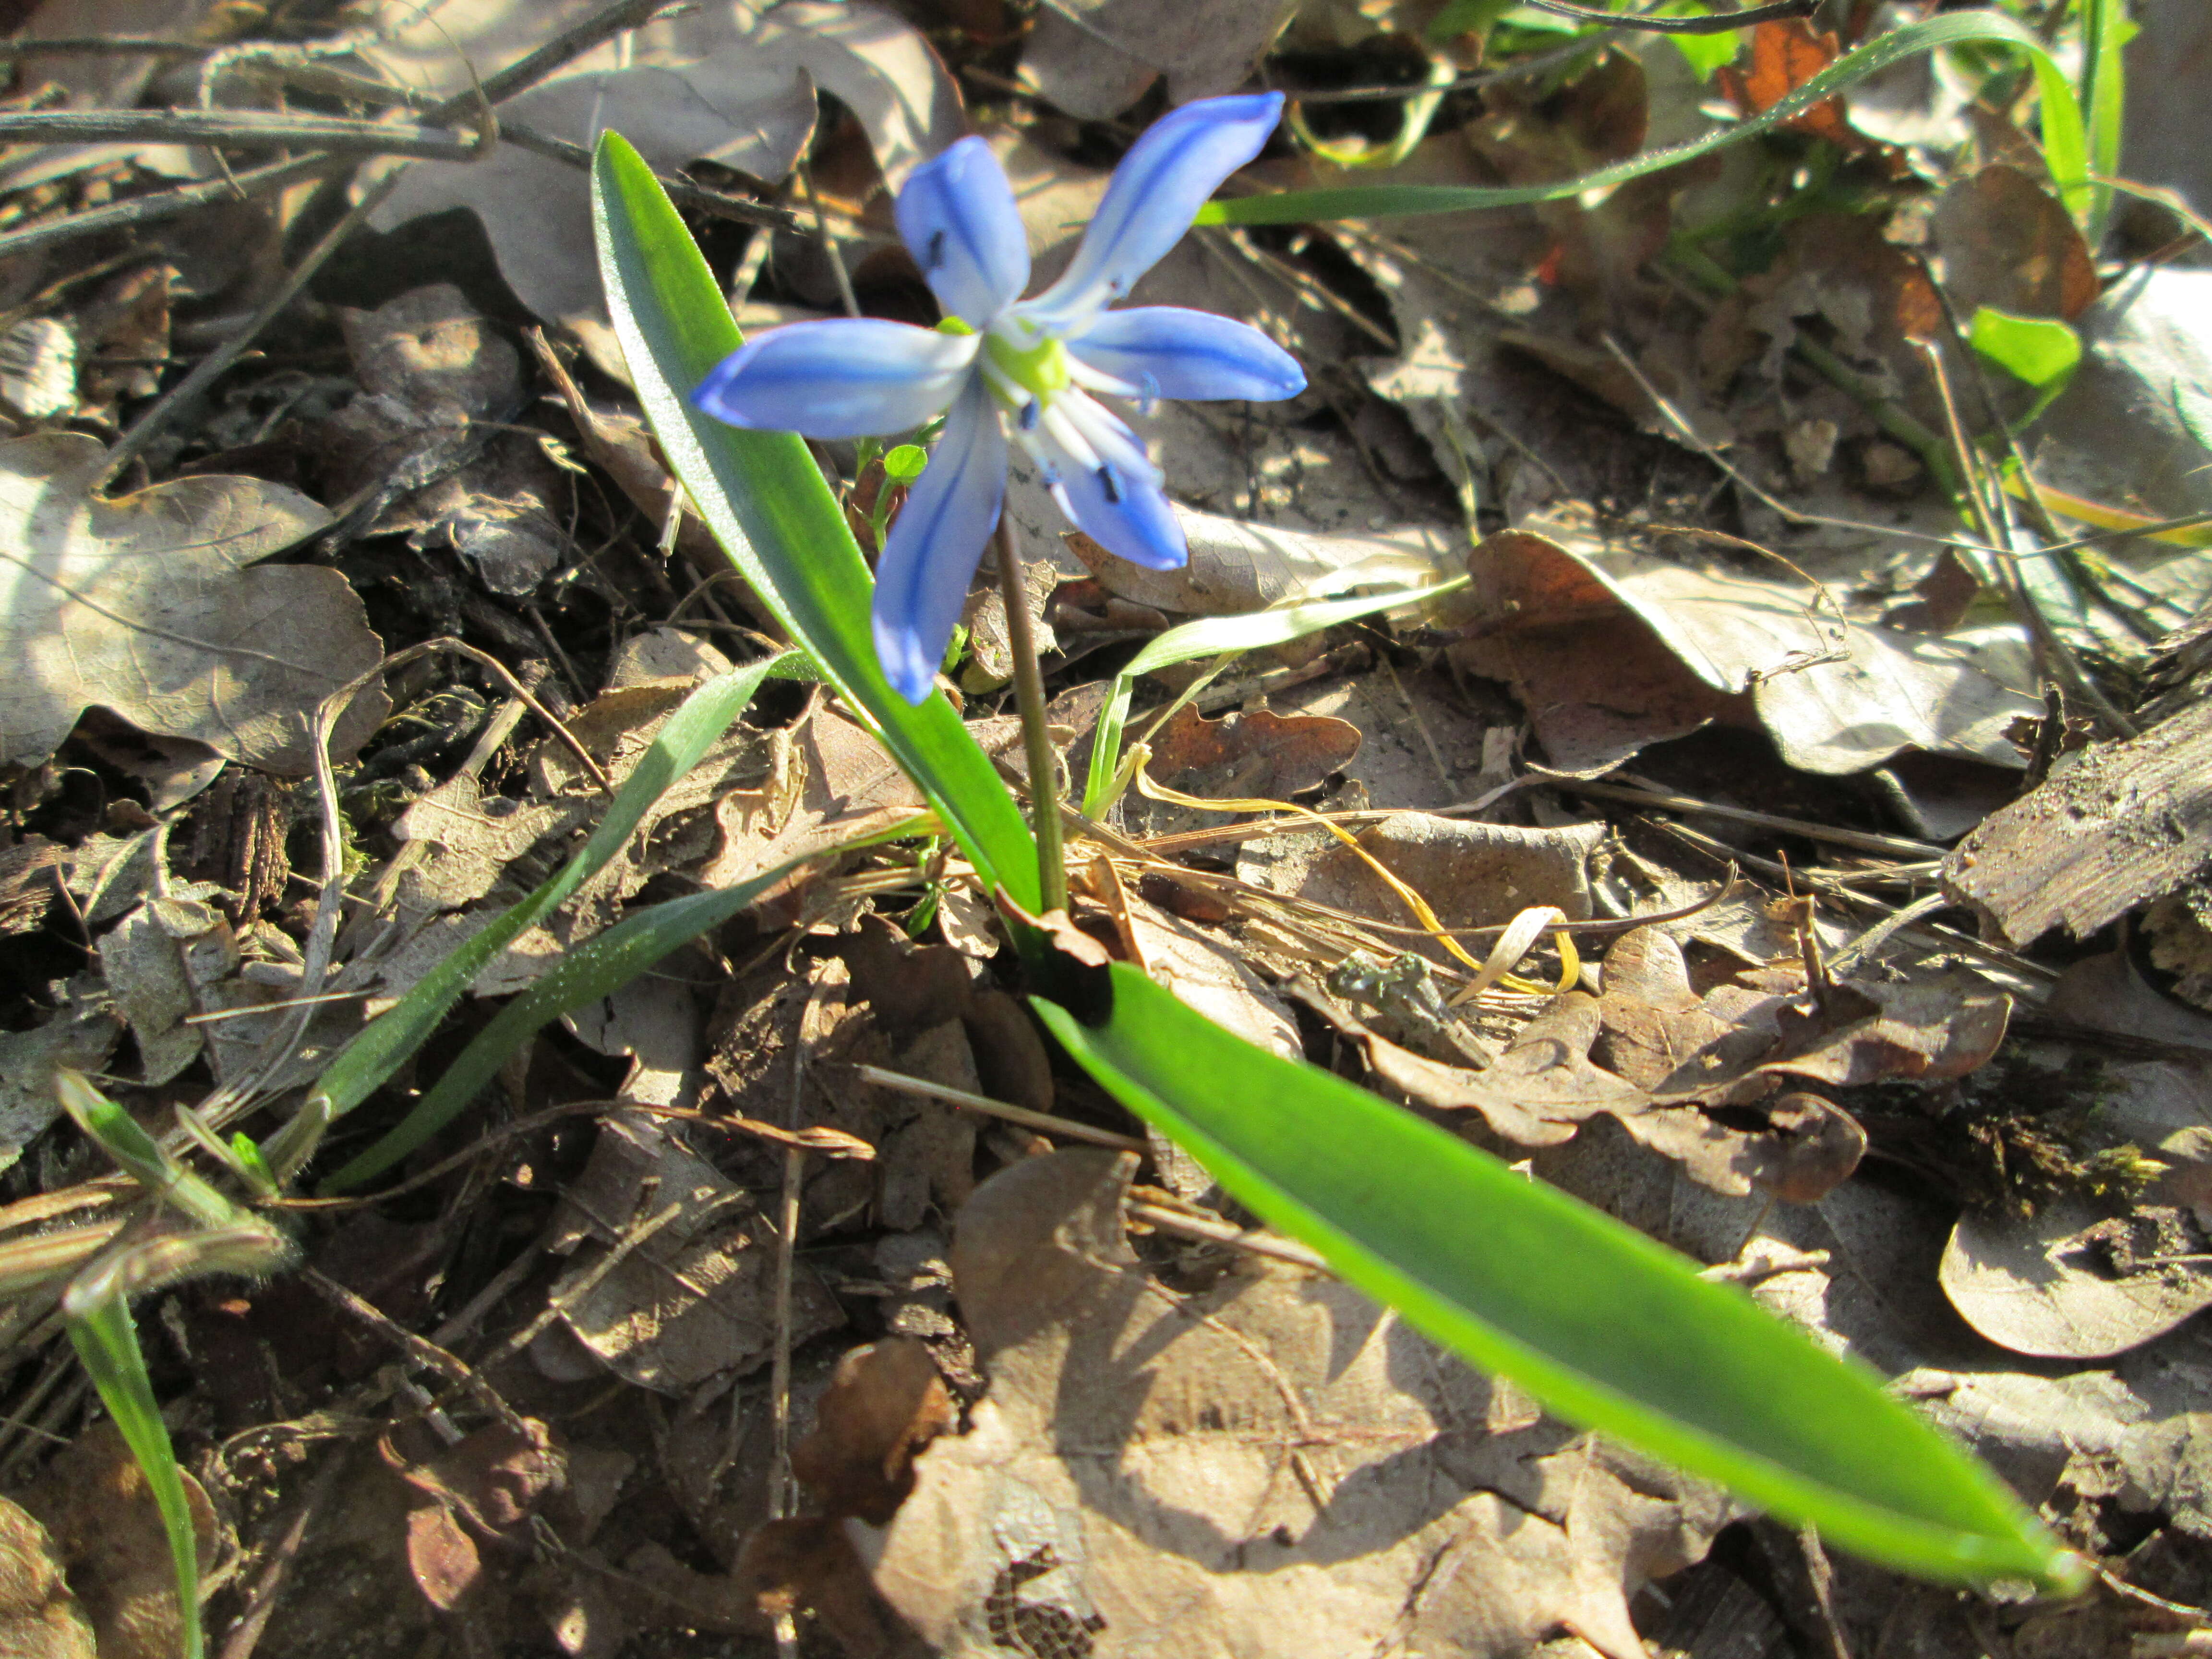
[[995, 517, 1070, 914], [0, 106, 483, 157], [854, 1064, 1148, 1152], [1514, 0, 1815, 30], [420, 0, 676, 124], [0, 153, 343, 262]]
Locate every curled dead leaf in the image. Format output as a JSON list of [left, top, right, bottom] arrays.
[[857, 1149, 1733, 1659]]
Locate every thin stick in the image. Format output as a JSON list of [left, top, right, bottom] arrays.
[[1125, 1201, 1331, 1273], [855, 1065, 1144, 1152], [421, 0, 675, 122], [994, 517, 1068, 913], [1515, 0, 1815, 30], [94, 166, 405, 493], [0, 153, 342, 263], [0, 107, 481, 158]]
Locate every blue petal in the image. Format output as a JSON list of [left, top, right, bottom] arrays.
[[1068, 307, 1305, 402], [1027, 93, 1283, 326], [872, 375, 1007, 702], [895, 135, 1031, 328], [694, 319, 974, 440], [1039, 399, 1185, 571]]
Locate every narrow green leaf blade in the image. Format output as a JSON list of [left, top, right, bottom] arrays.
[[321, 827, 910, 1191], [66, 1297, 201, 1659], [1202, 14, 2058, 226], [310, 654, 795, 1120], [590, 132, 1039, 908], [1034, 966, 2084, 1591]]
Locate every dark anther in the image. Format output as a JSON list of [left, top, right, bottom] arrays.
[[926, 228, 946, 269], [1098, 465, 1120, 504], [1020, 398, 1041, 432]]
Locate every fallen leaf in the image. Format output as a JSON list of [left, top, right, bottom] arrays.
[[1253, 812, 1605, 972], [315, 284, 569, 594], [20, 1422, 217, 1659], [1146, 701, 1362, 800], [543, 1112, 844, 1392], [1715, 20, 1861, 151], [1019, 0, 1298, 118], [1930, 165, 2097, 324], [1296, 980, 1637, 1147], [0, 1498, 95, 1659], [1458, 523, 2038, 775], [0, 431, 385, 775], [0, 998, 119, 1166], [1941, 1198, 2212, 1360], [790, 1338, 955, 1527], [858, 1149, 1733, 1659], [1066, 504, 1460, 615], [360, 1, 960, 360]]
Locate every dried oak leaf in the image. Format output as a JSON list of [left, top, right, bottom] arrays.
[[0, 432, 385, 773], [856, 1149, 1732, 1659], [1458, 524, 2035, 776], [1715, 20, 1862, 151]]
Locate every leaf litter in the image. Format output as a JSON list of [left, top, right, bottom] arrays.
[[6, 0, 2212, 1656]]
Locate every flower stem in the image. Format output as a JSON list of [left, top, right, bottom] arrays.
[[992, 516, 1068, 914]]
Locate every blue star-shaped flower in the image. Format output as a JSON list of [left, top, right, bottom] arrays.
[[694, 92, 1305, 702]]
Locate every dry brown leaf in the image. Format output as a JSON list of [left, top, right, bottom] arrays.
[[1941, 1198, 2212, 1361], [1459, 524, 2037, 775], [20, 1422, 217, 1659], [1715, 20, 1861, 151], [1931, 165, 2098, 324], [1147, 701, 1362, 801], [1066, 504, 1459, 616], [1019, 0, 1298, 118], [1297, 980, 1638, 1147], [859, 1149, 1732, 1659], [542, 1112, 843, 1391], [0, 431, 385, 777], [0, 1498, 94, 1659], [361, 1, 960, 361], [1256, 812, 1605, 973], [315, 284, 569, 593]]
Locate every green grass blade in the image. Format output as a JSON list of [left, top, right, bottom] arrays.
[[321, 828, 909, 1190], [1034, 965, 2086, 1591], [309, 654, 797, 1122], [65, 1296, 202, 1659], [2076, 0, 2127, 240], [1202, 13, 2060, 227], [590, 132, 1040, 909]]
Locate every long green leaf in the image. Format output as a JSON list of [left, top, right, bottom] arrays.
[[310, 654, 796, 1122], [1034, 965, 2085, 1590], [1202, 13, 2068, 227], [590, 132, 1039, 909], [66, 1297, 201, 1659], [2076, 0, 2127, 240], [320, 833, 902, 1190]]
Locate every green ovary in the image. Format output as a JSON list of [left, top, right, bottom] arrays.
[[982, 327, 1070, 409]]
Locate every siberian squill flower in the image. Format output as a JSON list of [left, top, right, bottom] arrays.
[[694, 92, 1305, 702]]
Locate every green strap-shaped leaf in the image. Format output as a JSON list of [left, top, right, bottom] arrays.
[[1034, 964, 2085, 1590], [67, 1297, 203, 1659], [309, 654, 797, 1121], [1201, 13, 2082, 229], [320, 823, 914, 1191], [590, 131, 1040, 909]]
